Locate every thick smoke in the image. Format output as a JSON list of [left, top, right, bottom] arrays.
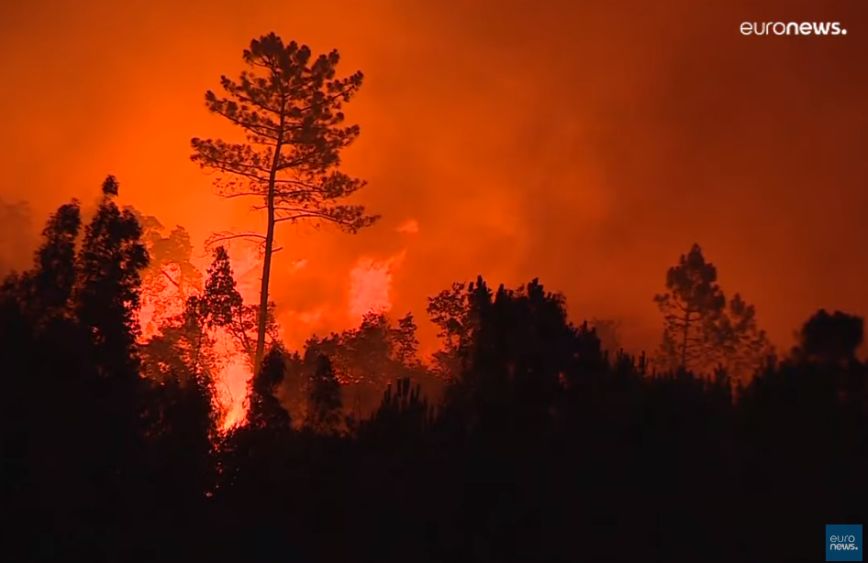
[[1, 0, 866, 355]]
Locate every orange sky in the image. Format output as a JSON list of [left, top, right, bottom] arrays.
[[1, 0, 867, 357]]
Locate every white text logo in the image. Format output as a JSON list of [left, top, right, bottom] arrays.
[[740, 21, 848, 36]]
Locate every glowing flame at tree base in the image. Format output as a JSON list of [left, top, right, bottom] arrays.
[[211, 327, 252, 429], [138, 302, 256, 431], [136, 240, 263, 431], [134, 215, 406, 432]]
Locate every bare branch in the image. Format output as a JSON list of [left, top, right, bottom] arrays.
[[206, 232, 267, 246], [160, 268, 181, 289], [274, 212, 347, 224], [223, 191, 266, 199]]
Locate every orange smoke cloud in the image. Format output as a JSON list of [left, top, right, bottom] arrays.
[[396, 219, 419, 235], [1, 0, 867, 364], [348, 252, 405, 319]]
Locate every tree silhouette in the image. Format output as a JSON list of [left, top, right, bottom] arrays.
[[18, 201, 81, 321], [305, 353, 343, 433], [145, 345, 219, 540], [361, 378, 431, 446], [199, 247, 244, 328], [299, 311, 436, 418], [5, 177, 157, 560], [426, 279, 486, 378], [795, 309, 864, 365], [392, 312, 420, 365], [191, 32, 378, 368], [75, 175, 149, 377], [591, 318, 623, 355], [197, 246, 259, 361], [713, 293, 774, 381], [654, 244, 726, 372], [654, 244, 772, 381], [247, 345, 291, 430], [179, 245, 278, 368]]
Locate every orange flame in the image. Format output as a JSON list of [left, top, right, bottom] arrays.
[[137, 247, 261, 431]]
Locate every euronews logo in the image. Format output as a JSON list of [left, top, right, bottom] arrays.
[[740, 21, 848, 36], [826, 524, 862, 562]]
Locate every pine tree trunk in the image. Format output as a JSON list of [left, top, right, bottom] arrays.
[[680, 310, 691, 370], [255, 139, 283, 370], [255, 202, 274, 371]]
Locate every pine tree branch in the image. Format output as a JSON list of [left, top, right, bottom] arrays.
[[207, 232, 267, 245], [160, 268, 181, 289], [223, 191, 266, 199], [211, 106, 280, 139]]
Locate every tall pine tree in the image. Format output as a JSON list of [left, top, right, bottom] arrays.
[[191, 32, 378, 369]]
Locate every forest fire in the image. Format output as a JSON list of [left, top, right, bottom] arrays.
[[2, 3, 867, 562], [137, 234, 264, 429], [136, 235, 403, 429], [210, 330, 251, 429]]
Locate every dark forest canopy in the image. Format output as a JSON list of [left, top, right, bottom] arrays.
[[1, 178, 866, 563]]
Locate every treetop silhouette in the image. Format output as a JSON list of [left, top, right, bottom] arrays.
[[654, 243, 726, 372], [655, 243, 772, 381], [795, 309, 864, 365], [76, 175, 149, 378], [247, 345, 291, 430]]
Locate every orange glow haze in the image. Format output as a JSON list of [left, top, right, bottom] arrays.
[[1, 0, 866, 384]]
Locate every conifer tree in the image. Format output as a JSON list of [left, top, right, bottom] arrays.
[[305, 354, 342, 434], [191, 32, 378, 369], [75, 175, 149, 377], [655, 244, 772, 378], [247, 345, 291, 430], [654, 244, 726, 372], [27, 201, 81, 318]]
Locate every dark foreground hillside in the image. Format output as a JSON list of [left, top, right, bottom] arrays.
[[1, 195, 866, 563]]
